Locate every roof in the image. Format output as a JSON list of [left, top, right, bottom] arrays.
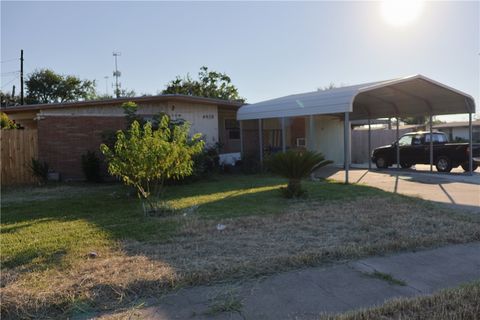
[[237, 75, 476, 121], [433, 120, 480, 129], [1, 94, 244, 114]]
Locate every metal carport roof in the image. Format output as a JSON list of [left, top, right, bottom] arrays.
[[237, 74, 475, 120]]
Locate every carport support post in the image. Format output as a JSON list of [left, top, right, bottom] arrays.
[[239, 120, 244, 158], [344, 112, 350, 184], [469, 112, 473, 175], [258, 119, 263, 165], [429, 114, 433, 172], [396, 118, 400, 169], [309, 115, 315, 150], [281, 117, 286, 153], [368, 118, 371, 170]]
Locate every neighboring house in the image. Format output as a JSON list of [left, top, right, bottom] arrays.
[[433, 120, 480, 142], [3, 95, 244, 180]]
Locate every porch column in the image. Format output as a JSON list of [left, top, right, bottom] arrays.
[[309, 115, 315, 150], [258, 119, 263, 164], [344, 112, 350, 184], [469, 112, 473, 175], [368, 117, 371, 170], [239, 120, 244, 158], [429, 114, 433, 172], [281, 117, 286, 153], [396, 117, 400, 169]]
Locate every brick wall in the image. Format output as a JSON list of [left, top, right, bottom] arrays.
[[38, 116, 126, 180]]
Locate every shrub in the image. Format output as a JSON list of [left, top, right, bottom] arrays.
[[240, 154, 262, 174], [100, 116, 204, 215], [81, 151, 103, 182], [28, 158, 49, 185], [0, 112, 17, 129], [267, 150, 332, 198]]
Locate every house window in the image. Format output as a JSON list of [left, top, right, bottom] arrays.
[[225, 119, 240, 140]]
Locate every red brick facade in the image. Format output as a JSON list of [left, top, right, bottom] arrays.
[[38, 116, 127, 180]]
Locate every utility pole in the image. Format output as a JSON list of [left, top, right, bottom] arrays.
[[20, 49, 24, 105], [112, 51, 121, 98]]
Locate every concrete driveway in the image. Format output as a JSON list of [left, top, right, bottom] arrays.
[[314, 165, 480, 212]]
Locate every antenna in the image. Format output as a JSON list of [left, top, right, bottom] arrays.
[[112, 51, 121, 98]]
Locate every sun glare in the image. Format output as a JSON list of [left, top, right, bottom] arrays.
[[381, 0, 424, 27]]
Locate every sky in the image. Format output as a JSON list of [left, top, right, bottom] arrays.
[[1, 1, 479, 121]]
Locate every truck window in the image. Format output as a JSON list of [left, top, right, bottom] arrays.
[[425, 133, 448, 143], [398, 135, 413, 146]]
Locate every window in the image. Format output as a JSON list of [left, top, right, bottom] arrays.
[[398, 135, 413, 146], [225, 119, 240, 140], [425, 133, 448, 143], [225, 119, 239, 130]]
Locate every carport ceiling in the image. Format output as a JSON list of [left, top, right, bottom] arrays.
[[237, 75, 476, 121]]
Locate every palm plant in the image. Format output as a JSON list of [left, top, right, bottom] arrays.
[[268, 150, 332, 198]]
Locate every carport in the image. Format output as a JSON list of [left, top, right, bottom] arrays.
[[237, 74, 476, 183]]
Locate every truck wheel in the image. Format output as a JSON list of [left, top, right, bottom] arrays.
[[436, 156, 452, 173], [375, 157, 388, 169], [461, 162, 478, 172], [400, 162, 412, 169]]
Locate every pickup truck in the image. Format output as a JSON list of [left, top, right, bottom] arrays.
[[371, 131, 480, 172]]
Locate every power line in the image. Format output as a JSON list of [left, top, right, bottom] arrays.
[[1, 75, 20, 89], [0, 58, 19, 64], [1, 71, 20, 76]]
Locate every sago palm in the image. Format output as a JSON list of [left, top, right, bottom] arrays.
[[268, 150, 332, 198]]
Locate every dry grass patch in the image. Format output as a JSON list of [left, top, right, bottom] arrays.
[[2, 196, 479, 319], [326, 281, 480, 320]]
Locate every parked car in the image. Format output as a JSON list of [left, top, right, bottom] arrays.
[[371, 131, 480, 172]]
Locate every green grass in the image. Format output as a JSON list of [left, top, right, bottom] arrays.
[[1, 175, 385, 271]]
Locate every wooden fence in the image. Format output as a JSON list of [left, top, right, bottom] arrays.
[[351, 127, 415, 163], [1, 129, 38, 186]]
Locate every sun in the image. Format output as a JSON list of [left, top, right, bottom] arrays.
[[381, 0, 424, 27]]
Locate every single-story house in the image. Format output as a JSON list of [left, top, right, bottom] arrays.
[[3, 95, 244, 180], [434, 120, 480, 142]]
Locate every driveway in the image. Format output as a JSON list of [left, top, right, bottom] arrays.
[[314, 165, 480, 212]]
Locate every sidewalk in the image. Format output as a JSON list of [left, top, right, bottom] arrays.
[[106, 242, 480, 319]]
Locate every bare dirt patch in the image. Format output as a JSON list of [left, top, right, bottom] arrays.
[[2, 197, 479, 319]]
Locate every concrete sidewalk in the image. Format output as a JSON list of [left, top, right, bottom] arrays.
[[111, 242, 480, 320]]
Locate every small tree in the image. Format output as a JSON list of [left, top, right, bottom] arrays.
[[100, 116, 204, 215], [268, 150, 332, 198]]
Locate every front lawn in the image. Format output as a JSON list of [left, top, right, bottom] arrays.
[[1, 174, 479, 318]]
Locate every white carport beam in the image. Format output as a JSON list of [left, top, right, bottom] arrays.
[[396, 118, 400, 169], [239, 120, 244, 158], [309, 115, 315, 149], [469, 112, 473, 174], [466, 98, 474, 175], [368, 118, 372, 170], [344, 112, 350, 184], [258, 119, 263, 164], [429, 114, 433, 172]]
